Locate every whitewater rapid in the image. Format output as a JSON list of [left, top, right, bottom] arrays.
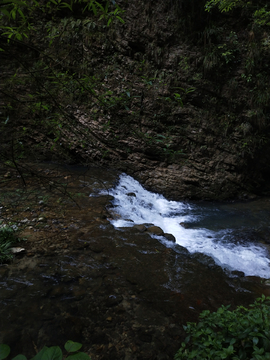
[[97, 174, 270, 278]]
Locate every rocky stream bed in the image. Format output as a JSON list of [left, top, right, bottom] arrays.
[[0, 164, 269, 360]]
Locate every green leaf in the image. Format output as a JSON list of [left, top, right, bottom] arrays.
[[41, 347, 62, 360], [11, 9, 17, 20], [0, 344, 10, 360], [91, 3, 97, 15], [0, 345, 11, 360], [96, 2, 104, 12], [31, 347, 48, 360], [17, 8, 25, 20], [66, 353, 91, 360], [12, 355, 27, 360], [64, 341, 82, 353], [1, 8, 11, 17], [60, 2, 73, 11], [263, 338, 270, 352], [116, 16, 125, 23], [156, 134, 166, 138]]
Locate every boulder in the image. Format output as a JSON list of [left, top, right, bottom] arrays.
[[133, 224, 147, 232], [163, 233, 176, 242], [147, 226, 164, 236]]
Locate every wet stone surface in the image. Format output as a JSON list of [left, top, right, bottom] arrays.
[[0, 164, 269, 360]]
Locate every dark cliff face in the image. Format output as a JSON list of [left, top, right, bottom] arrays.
[[2, 0, 270, 200], [72, 0, 270, 200]]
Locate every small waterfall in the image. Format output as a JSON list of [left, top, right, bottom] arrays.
[[98, 174, 270, 278]]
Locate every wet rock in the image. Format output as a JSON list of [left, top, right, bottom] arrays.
[[133, 224, 147, 232], [179, 222, 190, 229], [98, 195, 115, 203], [1, 163, 267, 360], [0, 267, 8, 277], [88, 242, 105, 253], [26, 252, 35, 257], [137, 327, 153, 343], [108, 210, 121, 219], [231, 270, 245, 277], [72, 286, 87, 300], [192, 253, 219, 269], [147, 226, 164, 236], [127, 192, 136, 197], [126, 274, 138, 285], [91, 330, 109, 345], [106, 294, 123, 307], [163, 233, 176, 242], [48, 285, 67, 298]]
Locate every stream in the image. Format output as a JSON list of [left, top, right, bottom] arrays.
[[103, 174, 270, 279], [0, 164, 270, 360]]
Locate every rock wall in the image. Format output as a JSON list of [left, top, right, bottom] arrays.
[[65, 0, 270, 200], [3, 0, 270, 200]]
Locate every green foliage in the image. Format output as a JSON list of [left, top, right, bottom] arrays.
[[205, 0, 245, 13], [0, 0, 192, 168], [175, 295, 270, 360], [173, 93, 184, 107], [0, 341, 90, 360], [0, 226, 19, 262], [0, 0, 124, 42], [254, 7, 270, 27], [0, 0, 126, 165], [205, 0, 270, 28], [202, 29, 239, 74], [178, 57, 190, 74]]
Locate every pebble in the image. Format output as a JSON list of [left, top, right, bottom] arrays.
[[20, 219, 29, 224]]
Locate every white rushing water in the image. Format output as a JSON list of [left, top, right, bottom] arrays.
[[98, 174, 270, 278]]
